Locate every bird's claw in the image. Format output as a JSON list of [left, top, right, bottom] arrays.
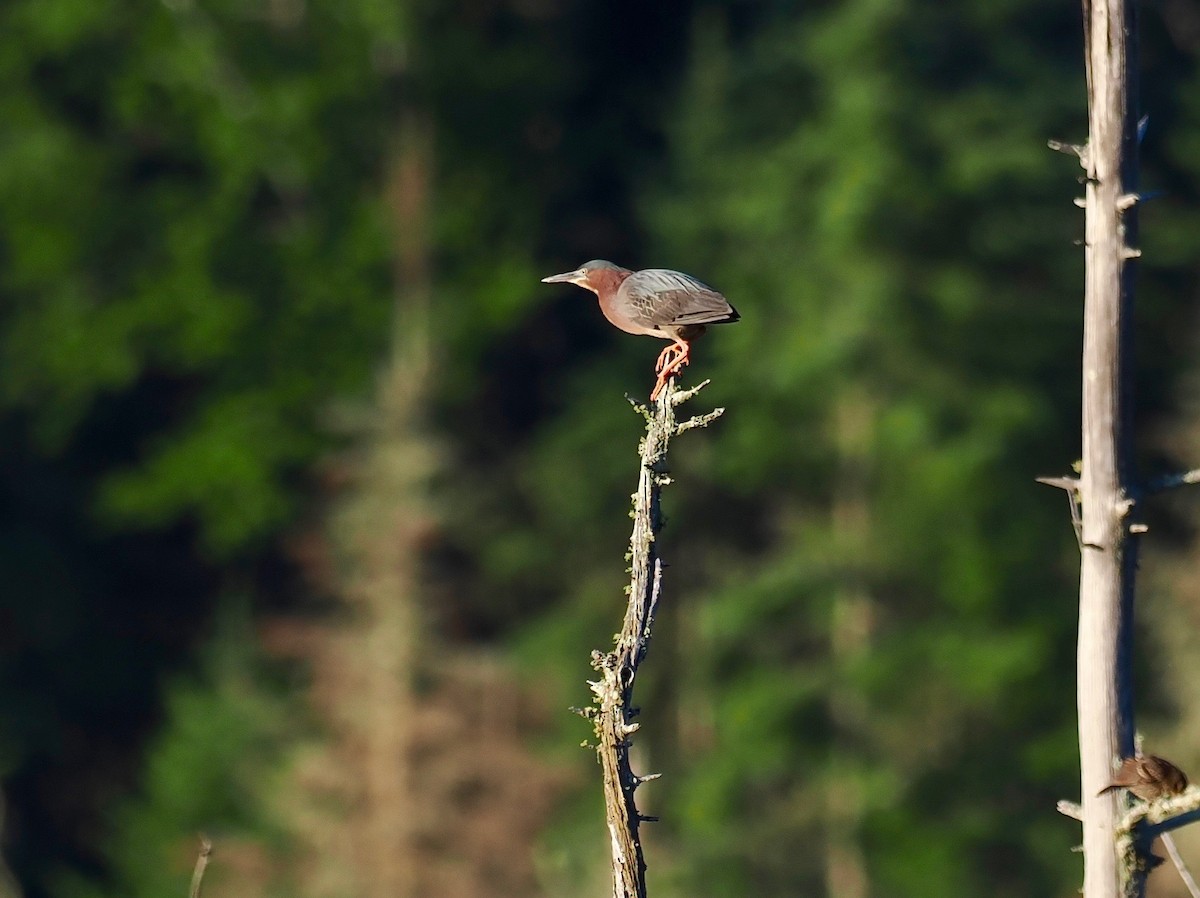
[[650, 349, 692, 402], [654, 345, 680, 374], [655, 343, 691, 375], [650, 375, 670, 402]]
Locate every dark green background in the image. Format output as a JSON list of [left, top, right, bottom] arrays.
[[2, 1, 1199, 896]]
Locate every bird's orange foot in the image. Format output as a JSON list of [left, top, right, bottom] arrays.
[[661, 345, 691, 378], [655, 342, 691, 374], [650, 345, 692, 401], [655, 344, 681, 374]]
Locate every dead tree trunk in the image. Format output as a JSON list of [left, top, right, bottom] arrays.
[[1078, 0, 1140, 895], [1048, 1, 1141, 896], [585, 378, 724, 898]]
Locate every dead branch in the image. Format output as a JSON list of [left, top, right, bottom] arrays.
[[1063, 0, 1143, 894], [1058, 16, 1190, 886], [584, 376, 725, 898], [1063, 787, 1200, 894], [189, 836, 212, 898], [1143, 468, 1200, 495], [1161, 833, 1200, 898]]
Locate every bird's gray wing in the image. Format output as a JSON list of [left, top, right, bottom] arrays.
[[621, 269, 739, 329]]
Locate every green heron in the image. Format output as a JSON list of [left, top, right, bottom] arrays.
[[541, 260, 739, 400]]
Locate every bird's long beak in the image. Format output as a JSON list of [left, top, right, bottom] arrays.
[[541, 269, 583, 284]]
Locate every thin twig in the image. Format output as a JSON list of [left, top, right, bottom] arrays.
[[1036, 476, 1083, 548], [1036, 475, 1081, 491], [1143, 468, 1200, 495], [587, 376, 724, 898], [677, 408, 725, 436], [1048, 137, 1090, 167], [670, 379, 711, 406], [189, 836, 213, 898], [1162, 832, 1200, 898], [1060, 800, 1084, 821]]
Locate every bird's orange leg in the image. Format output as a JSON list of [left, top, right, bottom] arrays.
[[650, 340, 692, 401], [662, 340, 692, 376], [650, 375, 670, 402], [655, 343, 681, 374]]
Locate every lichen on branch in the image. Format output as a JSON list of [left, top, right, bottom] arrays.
[[581, 377, 725, 898]]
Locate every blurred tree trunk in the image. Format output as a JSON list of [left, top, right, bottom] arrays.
[[258, 108, 436, 898], [271, 107, 571, 898], [360, 108, 434, 898], [824, 393, 874, 898], [333, 108, 435, 898], [1074, 0, 1140, 895]]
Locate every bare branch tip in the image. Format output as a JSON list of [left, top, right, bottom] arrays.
[[676, 408, 726, 436], [671, 379, 712, 406], [1036, 475, 1080, 492], [1048, 138, 1086, 157], [189, 836, 214, 898], [1057, 800, 1083, 821], [624, 394, 652, 419], [1145, 468, 1200, 495]]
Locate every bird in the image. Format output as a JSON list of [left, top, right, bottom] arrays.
[[1098, 755, 1189, 801], [541, 260, 739, 401]]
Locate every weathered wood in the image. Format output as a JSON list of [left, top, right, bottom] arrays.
[[586, 378, 724, 898], [1076, 0, 1141, 896]]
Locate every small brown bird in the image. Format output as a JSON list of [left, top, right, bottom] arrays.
[[541, 260, 739, 400], [1098, 755, 1189, 800]]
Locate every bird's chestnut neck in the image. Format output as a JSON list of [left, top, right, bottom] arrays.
[[587, 267, 632, 297]]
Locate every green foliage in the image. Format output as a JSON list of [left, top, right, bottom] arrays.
[[0, 0, 405, 554]]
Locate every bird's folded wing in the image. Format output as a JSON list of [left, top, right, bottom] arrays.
[[622, 269, 738, 329], [671, 298, 740, 325]]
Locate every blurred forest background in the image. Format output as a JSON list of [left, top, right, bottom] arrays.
[[3, 1, 1200, 897]]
